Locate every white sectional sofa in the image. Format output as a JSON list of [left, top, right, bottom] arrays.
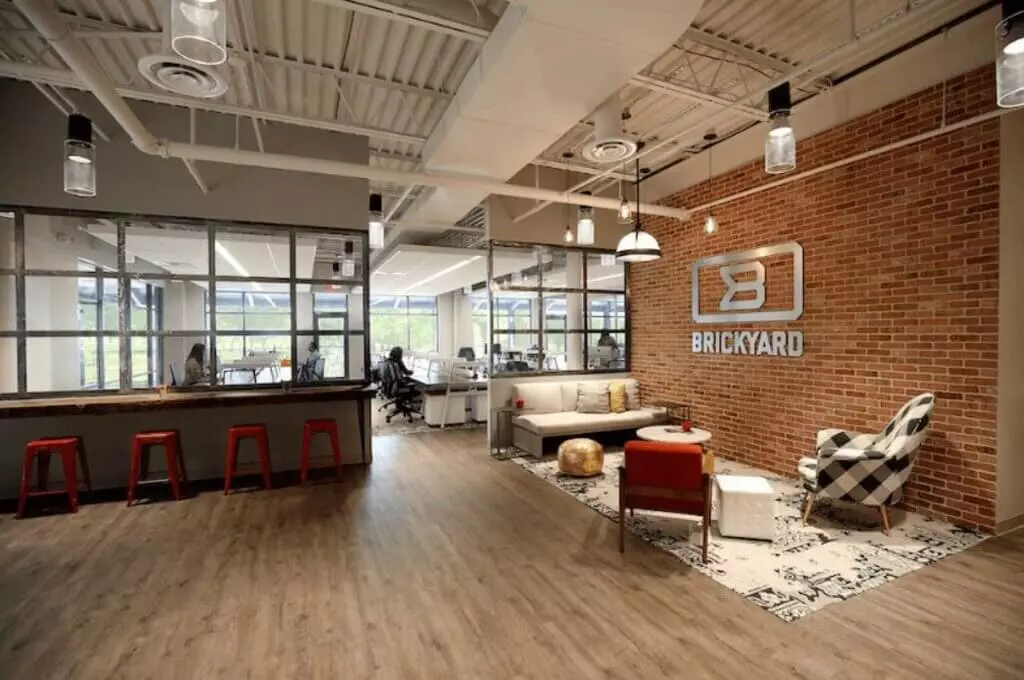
[[510, 379, 667, 457]]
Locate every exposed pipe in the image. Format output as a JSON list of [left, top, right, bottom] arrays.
[[12, 0, 687, 221], [685, 108, 1009, 216], [513, 0, 976, 224]]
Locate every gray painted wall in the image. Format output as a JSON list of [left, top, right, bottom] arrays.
[[0, 81, 369, 229]]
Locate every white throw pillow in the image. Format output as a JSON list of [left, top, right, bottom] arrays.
[[514, 382, 564, 414], [560, 382, 579, 412], [577, 381, 611, 414], [624, 379, 641, 410]]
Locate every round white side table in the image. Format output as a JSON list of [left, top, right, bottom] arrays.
[[635, 425, 712, 445]]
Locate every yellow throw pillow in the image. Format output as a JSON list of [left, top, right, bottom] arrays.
[[609, 382, 627, 413]]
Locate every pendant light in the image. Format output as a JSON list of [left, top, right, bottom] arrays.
[[765, 83, 796, 174], [171, 0, 227, 66], [562, 168, 574, 243], [704, 131, 718, 235], [64, 113, 95, 197], [368, 193, 384, 249], [997, 0, 1024, 108], [616, 179, 632, 224], [341, 240, 356, 278], [577, 191, 595, 246], [615, 159, 661, 263]]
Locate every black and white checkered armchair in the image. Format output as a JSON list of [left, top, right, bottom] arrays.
[[798, 393, 935, 534]]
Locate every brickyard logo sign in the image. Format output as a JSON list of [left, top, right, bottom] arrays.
[[691, 242, 804, 357]]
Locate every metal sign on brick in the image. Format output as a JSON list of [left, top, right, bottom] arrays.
[[691, 241, 804, 323]]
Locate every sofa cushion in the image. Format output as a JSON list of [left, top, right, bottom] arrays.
[[513, 382, 564, 414], [577, 381, 610, 413], [560, 382, 579, 412], [513, 407, 667, 437], [609, 382, 627, 413], [624, 379, 641, 410]]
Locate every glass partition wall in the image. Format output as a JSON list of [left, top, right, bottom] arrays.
[[0, 208, 369, 397], [487, 242, 628, 376]]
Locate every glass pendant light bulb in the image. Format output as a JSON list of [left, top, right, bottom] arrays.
[[563, 225, 575, 244], [577, 215, 595, 246], [368, 193, 384, 249], [997, 3, 1024, 108], [171, 0, 227, 66], [341, 240, 356, 277], [64, 113, 95, 198], [765, 83, 796, 174], [576, 193, 595, 246], [617, 197, 632, 224], [704, 214, 718, 234]]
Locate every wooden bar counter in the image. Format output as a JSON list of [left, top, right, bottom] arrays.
[[0, 385, 375, 499]]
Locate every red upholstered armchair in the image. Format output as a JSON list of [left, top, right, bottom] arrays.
[[618, 440, 712, 563]]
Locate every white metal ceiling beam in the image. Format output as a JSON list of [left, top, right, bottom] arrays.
[[0, 61, 429, 145], [683, 26, 802, 76], [312, 0, 491, 43], [630, 73, 765, 120], [531, 157, 633, 182], [0, 4, 453, 101]]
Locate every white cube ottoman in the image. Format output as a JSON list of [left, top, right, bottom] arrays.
[[715, 474, 775, 541]]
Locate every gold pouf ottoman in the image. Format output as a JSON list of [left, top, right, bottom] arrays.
[[557, 438, 605, 477]]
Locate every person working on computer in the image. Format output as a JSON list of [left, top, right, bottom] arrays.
[[182, 342, 208, 386], [597, 330, 619, 350]]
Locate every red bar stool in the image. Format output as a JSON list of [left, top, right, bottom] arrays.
[[225, 424, 272, 494], [17, 436, 91, 518], [127, 430, 188, 506], [301, 418, 343, 484]]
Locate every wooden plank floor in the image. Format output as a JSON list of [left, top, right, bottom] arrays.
[[1, 429, 1022, 679]]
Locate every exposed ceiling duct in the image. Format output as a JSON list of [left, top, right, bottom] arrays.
[[406, 0, 706, 225], [8, 0, 690, 221], [582, 93, 636, 164]]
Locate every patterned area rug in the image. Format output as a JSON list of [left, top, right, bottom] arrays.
[[513, 451, 985, 621]]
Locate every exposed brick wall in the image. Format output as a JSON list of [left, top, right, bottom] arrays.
[[631, 67, 1000, 530]]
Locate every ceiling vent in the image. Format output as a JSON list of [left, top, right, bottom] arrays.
[[138, 54, 227, 99], [582, 94, 637, 164]]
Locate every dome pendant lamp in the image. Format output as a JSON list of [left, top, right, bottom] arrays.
[[765, 83, 796, 174], [615, 159, 661, 263], [997, 0, 1024, 108]]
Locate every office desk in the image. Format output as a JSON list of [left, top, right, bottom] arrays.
[[407, 370, 487, 426]]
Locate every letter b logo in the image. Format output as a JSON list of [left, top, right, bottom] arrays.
[[719, 261, 765, 311]]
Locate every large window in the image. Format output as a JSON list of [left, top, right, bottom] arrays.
[[369, 295, 438, 354], [488, 244, 627, 375], [0, 209, 369, 396]]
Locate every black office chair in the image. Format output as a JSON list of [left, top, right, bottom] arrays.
[[457, 347, 476, 361], [298, 356, 326, 382], [169, 362, 180, 386], [378, 359, 421, 423]]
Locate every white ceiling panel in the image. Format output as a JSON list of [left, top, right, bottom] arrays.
[[370, 244, 533, 296]]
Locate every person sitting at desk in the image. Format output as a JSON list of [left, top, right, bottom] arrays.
[[389, 346, 414, 377], [297, 341, 324, 382], [379, 347, 419, 422], [597, 330, 619, 350], [182, 343, 209, 386]]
